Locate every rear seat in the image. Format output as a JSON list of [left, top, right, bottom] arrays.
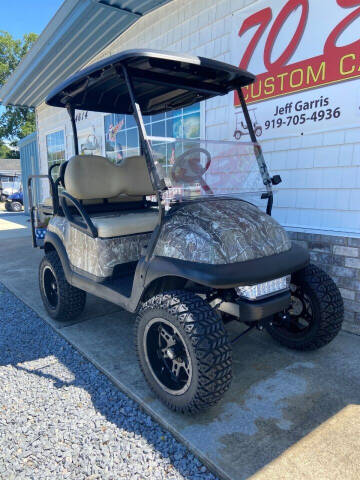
[[63, 154, 158, 237]]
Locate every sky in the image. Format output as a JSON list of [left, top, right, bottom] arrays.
[[0, 0, 63, 38], [0, 0, 63, 116]]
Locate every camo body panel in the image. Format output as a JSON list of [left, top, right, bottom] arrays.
[[154, 198, 291, 264], [48, 216, 150, 279]]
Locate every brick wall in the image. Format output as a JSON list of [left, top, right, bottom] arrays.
[[288, 231, 360, 334]]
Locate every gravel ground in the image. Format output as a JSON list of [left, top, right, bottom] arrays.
[[0, 282, 218, 480]]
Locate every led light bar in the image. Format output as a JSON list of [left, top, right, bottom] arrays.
[[236, 276, 290, 300]]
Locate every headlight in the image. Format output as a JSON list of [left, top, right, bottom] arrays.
[[236, 276, 290, 300]]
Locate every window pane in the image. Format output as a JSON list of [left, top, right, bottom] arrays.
[[183, 103, 200, 114], [151, 113, 165, 122], [125, 115, 137, 129], [126, 128, 139, 149], [46, 130, 65, 175], [104, 114, 125, 161], [172, 116, 184, 137], [151, 120, 165, 138], [166, 109, 181, 118], [166, 118, 174, 137], [183, 112, 200, 138]]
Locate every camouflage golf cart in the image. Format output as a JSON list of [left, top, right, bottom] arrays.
[[29, 50, 343, 413]]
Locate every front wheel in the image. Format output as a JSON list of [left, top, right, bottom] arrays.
[[10, 201, 22, 212], [136, 291, 232, 413], [266, 264, 343, 350], [39, 251, 86, 321], [233, 130, 242, 140]]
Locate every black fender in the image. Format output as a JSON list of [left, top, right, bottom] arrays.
[[144, 242, 309, 290], [44, 231, 73, 284]]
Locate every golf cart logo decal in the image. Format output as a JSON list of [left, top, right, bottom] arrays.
[[233, 108, 262, 140], [233, 0, 360, 105]]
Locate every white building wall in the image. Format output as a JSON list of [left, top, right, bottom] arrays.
[[36, 0, 360, 236]]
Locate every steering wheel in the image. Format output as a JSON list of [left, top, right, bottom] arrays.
[[170, 148, 212, 185]]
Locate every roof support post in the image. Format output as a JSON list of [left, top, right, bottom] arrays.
[[120, 65, 165, 192], [237, 88, 273, 215], [66, 104, 79, 155], [121, 64, 165, 264]]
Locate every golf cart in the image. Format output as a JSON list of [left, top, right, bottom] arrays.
[[0, 174, 21, 202], [29, 50, 343, 414], [5, 189, 23, 212]]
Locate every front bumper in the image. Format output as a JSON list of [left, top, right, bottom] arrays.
[[217, 290, 290, 322], [237, 290, 291, 322]]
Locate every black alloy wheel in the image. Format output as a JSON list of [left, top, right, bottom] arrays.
[[43, 265, 59, 309], [272, 282, 314, 336], [144, 318, 192, 395], [266, 264, 343, 350]]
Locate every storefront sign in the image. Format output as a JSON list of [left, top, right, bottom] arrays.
[[231, 0, 360, 139]]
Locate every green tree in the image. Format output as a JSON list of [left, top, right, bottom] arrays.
[[0, 141, 19, 158], [0, 31, 38, 142]]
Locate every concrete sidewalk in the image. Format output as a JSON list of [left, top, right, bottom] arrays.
[[0, 228, 359, 479], [0, 210, 31, 239]]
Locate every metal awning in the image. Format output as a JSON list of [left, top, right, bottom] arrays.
[[0, 0, 173, 108]]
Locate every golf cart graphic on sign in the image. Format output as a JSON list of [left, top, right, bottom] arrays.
[[233, 108, 262, 140]]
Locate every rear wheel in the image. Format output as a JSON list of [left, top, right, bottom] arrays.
[[136, 291, 232, 413], [266, 264, 343, 350], [39, 251, 86, 321]]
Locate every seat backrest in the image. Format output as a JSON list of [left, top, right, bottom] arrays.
[[64, 155, 155, 200]]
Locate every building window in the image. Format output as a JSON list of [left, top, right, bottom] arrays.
[[104, 104, 200, 164], [46, 130, 65, 176]]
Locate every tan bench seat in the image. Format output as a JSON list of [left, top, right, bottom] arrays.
[[90, 210, 158, 238]]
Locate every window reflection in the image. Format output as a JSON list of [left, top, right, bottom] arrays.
[[104, 105, 200, 164]]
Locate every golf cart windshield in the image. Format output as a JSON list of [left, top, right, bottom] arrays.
[[148, 137, 267, 203]]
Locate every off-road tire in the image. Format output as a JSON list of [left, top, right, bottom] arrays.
[[4, 202, 11, 211], [9, 201, 22, 212], [136, 290, 232, 413], [266, 264, 343, 350], [39, 251, 86, 321]]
